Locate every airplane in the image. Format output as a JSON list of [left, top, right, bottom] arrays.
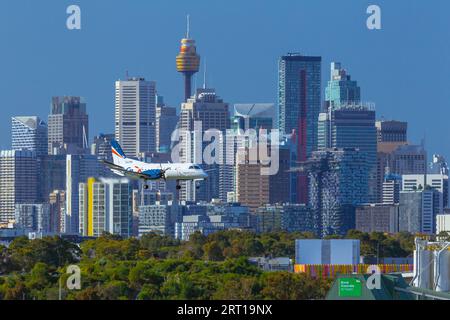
[[101, 140, 208, 190]]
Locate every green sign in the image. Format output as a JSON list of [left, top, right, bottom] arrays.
[[338, 278, 362, 297]]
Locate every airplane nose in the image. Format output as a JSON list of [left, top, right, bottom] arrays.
[[202, 170, 208, 179]]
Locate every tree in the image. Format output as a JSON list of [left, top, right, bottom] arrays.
[[203, 241, 224, 261], [213, 277, 259, 300]]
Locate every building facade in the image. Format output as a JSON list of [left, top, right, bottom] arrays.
[[11, 116, 48, 156], [79, 178, 132, 238], [318, 105, 377, 202], [115, 77, 156, 157], [65, 154, 104, 234], [48, 96, 89, 155], [399, 189, 442, 234], [14, 203, 51, 234], [278, 54, 321, 204], [176, 87, 230, 202], [155, 96, 179, 153], [138, 202, 182, 237], [308, 148, 370, 237], [325, 62, 361, 109], [0, 150, 38, 224], [355, 204, 399, 233]]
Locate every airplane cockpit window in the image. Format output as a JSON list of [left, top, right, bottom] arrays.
[[189, 165, 201, 170]]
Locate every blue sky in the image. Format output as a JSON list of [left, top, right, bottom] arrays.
[[0, 0, 449, 160]]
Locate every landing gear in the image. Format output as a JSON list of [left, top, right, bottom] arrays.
[[143, 184, 149, 190], [176, 180, 182, 190]]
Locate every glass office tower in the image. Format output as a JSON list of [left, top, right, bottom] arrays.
[[278, 53, 321, 204]]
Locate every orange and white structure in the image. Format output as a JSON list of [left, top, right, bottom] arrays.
[[176, 15, 201, 101]]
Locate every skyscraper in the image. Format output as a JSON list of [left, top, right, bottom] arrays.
[[115, 77, 156, 157], [278, 53, 321, 203], [65, 154, 103, 234], [308, 148, 370, 237], [376, 120, 408, 143], [318, 105, 377, 202], [391, 144, 427, 175], [225, 103, 279, 204], [0, 150, 38, 224], [79, 177, 133, 238], [91, 133, 115, 162], [325, 62, 361, 109], [155, 96, 179, 153], [38, 155, 66, 203], [49, 190, 65, 234], [11, 116, 48, 156], [376, 120, 408, 202], [48, 96, 89, 155], [235, 147, 270, 213], [177, 87, 230, 201], [233, 104, 277, 132], [176, 16, 200, 101]]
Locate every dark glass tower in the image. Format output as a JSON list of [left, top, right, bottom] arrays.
[[278, 53, 322, 204]]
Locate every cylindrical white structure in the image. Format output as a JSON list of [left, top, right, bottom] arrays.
[[434, 249, 450, 292], [413, 249, 434, 290]]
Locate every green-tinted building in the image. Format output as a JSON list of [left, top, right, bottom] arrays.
[[325, 62, 361, 109]]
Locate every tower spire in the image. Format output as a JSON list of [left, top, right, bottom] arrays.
[[177, 14, 200, 101], [186, 14, 190, 39]]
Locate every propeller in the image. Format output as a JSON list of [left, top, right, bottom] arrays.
[[160, 164, 170, 180]]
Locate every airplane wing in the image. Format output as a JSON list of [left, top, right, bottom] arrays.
[[100, 160, 155, 180]]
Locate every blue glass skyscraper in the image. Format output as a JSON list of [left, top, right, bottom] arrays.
[[278, 54, 321, 204]]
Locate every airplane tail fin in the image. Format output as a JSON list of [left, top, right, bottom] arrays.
[[111, 140, 126, 165]]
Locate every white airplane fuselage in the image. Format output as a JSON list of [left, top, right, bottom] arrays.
[[115, 158, 208, 181]]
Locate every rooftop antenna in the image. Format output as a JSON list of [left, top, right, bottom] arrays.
[[126, 70, 129, 80], [186, 14, 190, 39], [203, 60, 207, 89]]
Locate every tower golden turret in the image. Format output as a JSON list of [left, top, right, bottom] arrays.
[[176, 15, 200, 101]]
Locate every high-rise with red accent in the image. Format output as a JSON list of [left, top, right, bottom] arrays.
[[278, 54, 321, 204]]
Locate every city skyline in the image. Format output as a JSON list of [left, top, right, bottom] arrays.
[[1, 1, 450, 304], [0, 0, 449, 162]]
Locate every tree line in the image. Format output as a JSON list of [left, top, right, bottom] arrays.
[[0, 230, 415, 300]]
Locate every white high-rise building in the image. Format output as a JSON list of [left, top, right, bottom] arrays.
[[176, 88, 230, 202], [0, 150, 38, 224], [115, 77, 156, 157], [79, 177, 132, 238]]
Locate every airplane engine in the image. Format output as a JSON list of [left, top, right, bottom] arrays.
[[142, 169, 164, 180]]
